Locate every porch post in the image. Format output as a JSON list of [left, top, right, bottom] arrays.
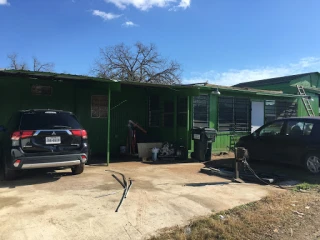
[[174, 96, 177, 141], [107, 86, 111, 165], [187, 96, 190, 149]]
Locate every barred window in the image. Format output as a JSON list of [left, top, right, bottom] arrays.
[[177, 97, 188, 127], [163, 100, 174, 127], [91, 95, 108, 118], [149, 96, 161, 127], [218, 97, 251, 132], [193, 95, 209, 128], [265, 100, 297, 123]]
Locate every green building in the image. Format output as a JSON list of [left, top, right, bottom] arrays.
[[235, 72, 320, 118], [0, 70, 315, 163]]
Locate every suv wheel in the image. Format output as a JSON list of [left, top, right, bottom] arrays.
[[72, 163, 84, 175], [305, 154, 320, 174]]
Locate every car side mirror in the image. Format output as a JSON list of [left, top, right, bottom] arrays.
[[0, 125, 7, 132]]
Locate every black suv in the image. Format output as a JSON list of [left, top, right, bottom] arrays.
[[0, 110, 88, 180]]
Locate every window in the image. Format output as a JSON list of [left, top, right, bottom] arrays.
[[264, 100, 276, 124], [149, 96, 161, 127], [259, 121, 284, 137], [177, 97, 188, 127], [265, 100, 297, 123], [163, 100, 174, 127], [286, 121, 314, 136], [91, 95, 108, 118], [193, 95, 209, 128], [218, 97, 250, 132], [31, 85, 52, 96]]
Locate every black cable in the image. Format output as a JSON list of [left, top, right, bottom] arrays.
[[242, 158, 286, 189], [243, 159, 271, 185]]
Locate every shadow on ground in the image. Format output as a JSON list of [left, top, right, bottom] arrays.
[[205, 158, 320, 185], [0, 169, 72, 189]]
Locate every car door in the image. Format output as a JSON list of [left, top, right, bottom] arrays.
[[280, 120, 315, 164], [250, 120, 285, 161]]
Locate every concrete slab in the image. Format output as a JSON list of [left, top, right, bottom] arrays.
[[0, 162, 279, 240]]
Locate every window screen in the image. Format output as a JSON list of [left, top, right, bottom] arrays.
[[177, 97, 188, 127], [91, 95, 108, 118], [265, 100, 297, 123], [31, 85, 52, 96], [218, 97, 251, 132], [193, 95, 209, 128], [149, 96, 161, 127], [163, 100, 174, 127]]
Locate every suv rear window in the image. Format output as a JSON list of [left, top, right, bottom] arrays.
[[20, 112, 82, 130]]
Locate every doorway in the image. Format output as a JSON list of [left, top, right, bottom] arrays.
[[251, 101, 264, 133]]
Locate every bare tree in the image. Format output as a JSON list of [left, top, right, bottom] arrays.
[[32, 57, 55, 72], [92, 42, 182, 85], [7, 53, 55, 72], [7, 53, 28, 70]]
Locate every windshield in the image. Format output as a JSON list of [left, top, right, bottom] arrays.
[[20, 112, 82, 130]]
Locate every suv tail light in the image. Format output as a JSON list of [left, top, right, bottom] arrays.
[[71, 130, 88, 139], [11, 131, 34, 140]]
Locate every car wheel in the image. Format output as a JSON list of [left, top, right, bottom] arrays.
[[72, 163, 85, 175], [304, 154, 320, 174]]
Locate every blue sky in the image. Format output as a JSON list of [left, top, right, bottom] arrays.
[[1, 0, 320, 85]]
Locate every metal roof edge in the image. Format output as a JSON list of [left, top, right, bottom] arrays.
[[205, 84, 284, 95], [233, 72, 320, 88], [0, 70, 118, 84], [303, 87, 320, 94]]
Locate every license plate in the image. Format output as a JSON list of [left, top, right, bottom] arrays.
[[46, 136, 61, 144], [193, 134, 200, 140]]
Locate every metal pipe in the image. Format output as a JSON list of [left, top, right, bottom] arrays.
[[112, 174, 125, 188], [124, 180, 133, 198], [115, 188, 127, 212]]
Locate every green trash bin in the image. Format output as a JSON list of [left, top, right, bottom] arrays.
[[191, 128, 217, 162]]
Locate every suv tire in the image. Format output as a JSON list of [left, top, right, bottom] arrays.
[[72, 163, 84, 175]]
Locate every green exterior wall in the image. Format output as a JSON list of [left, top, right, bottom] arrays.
[[1, 72, 316, 160], [192, 89, 299, 153], [0, 76, 112, 157], [236, 73, 320, 117], [109, 85, 148, 157], [0, 75, 197, 160]]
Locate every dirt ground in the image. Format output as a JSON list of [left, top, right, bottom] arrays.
[[151, 190, 320, 240], [0, 161, 278, 240]]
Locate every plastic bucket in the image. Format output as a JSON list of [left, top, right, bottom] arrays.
[[151, 148, 159, 161]]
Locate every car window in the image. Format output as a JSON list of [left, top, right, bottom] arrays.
[[259, 121, 284, 137], [20, 112, 82, 130], [310, 123, 320, 137], [286, 121, 314, 136]]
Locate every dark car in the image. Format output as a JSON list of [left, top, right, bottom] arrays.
[[236, 117, 320, 174], [0, 109, 88, 180]]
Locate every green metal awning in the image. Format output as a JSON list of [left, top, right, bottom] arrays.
[[0, 70, 121, 91]]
